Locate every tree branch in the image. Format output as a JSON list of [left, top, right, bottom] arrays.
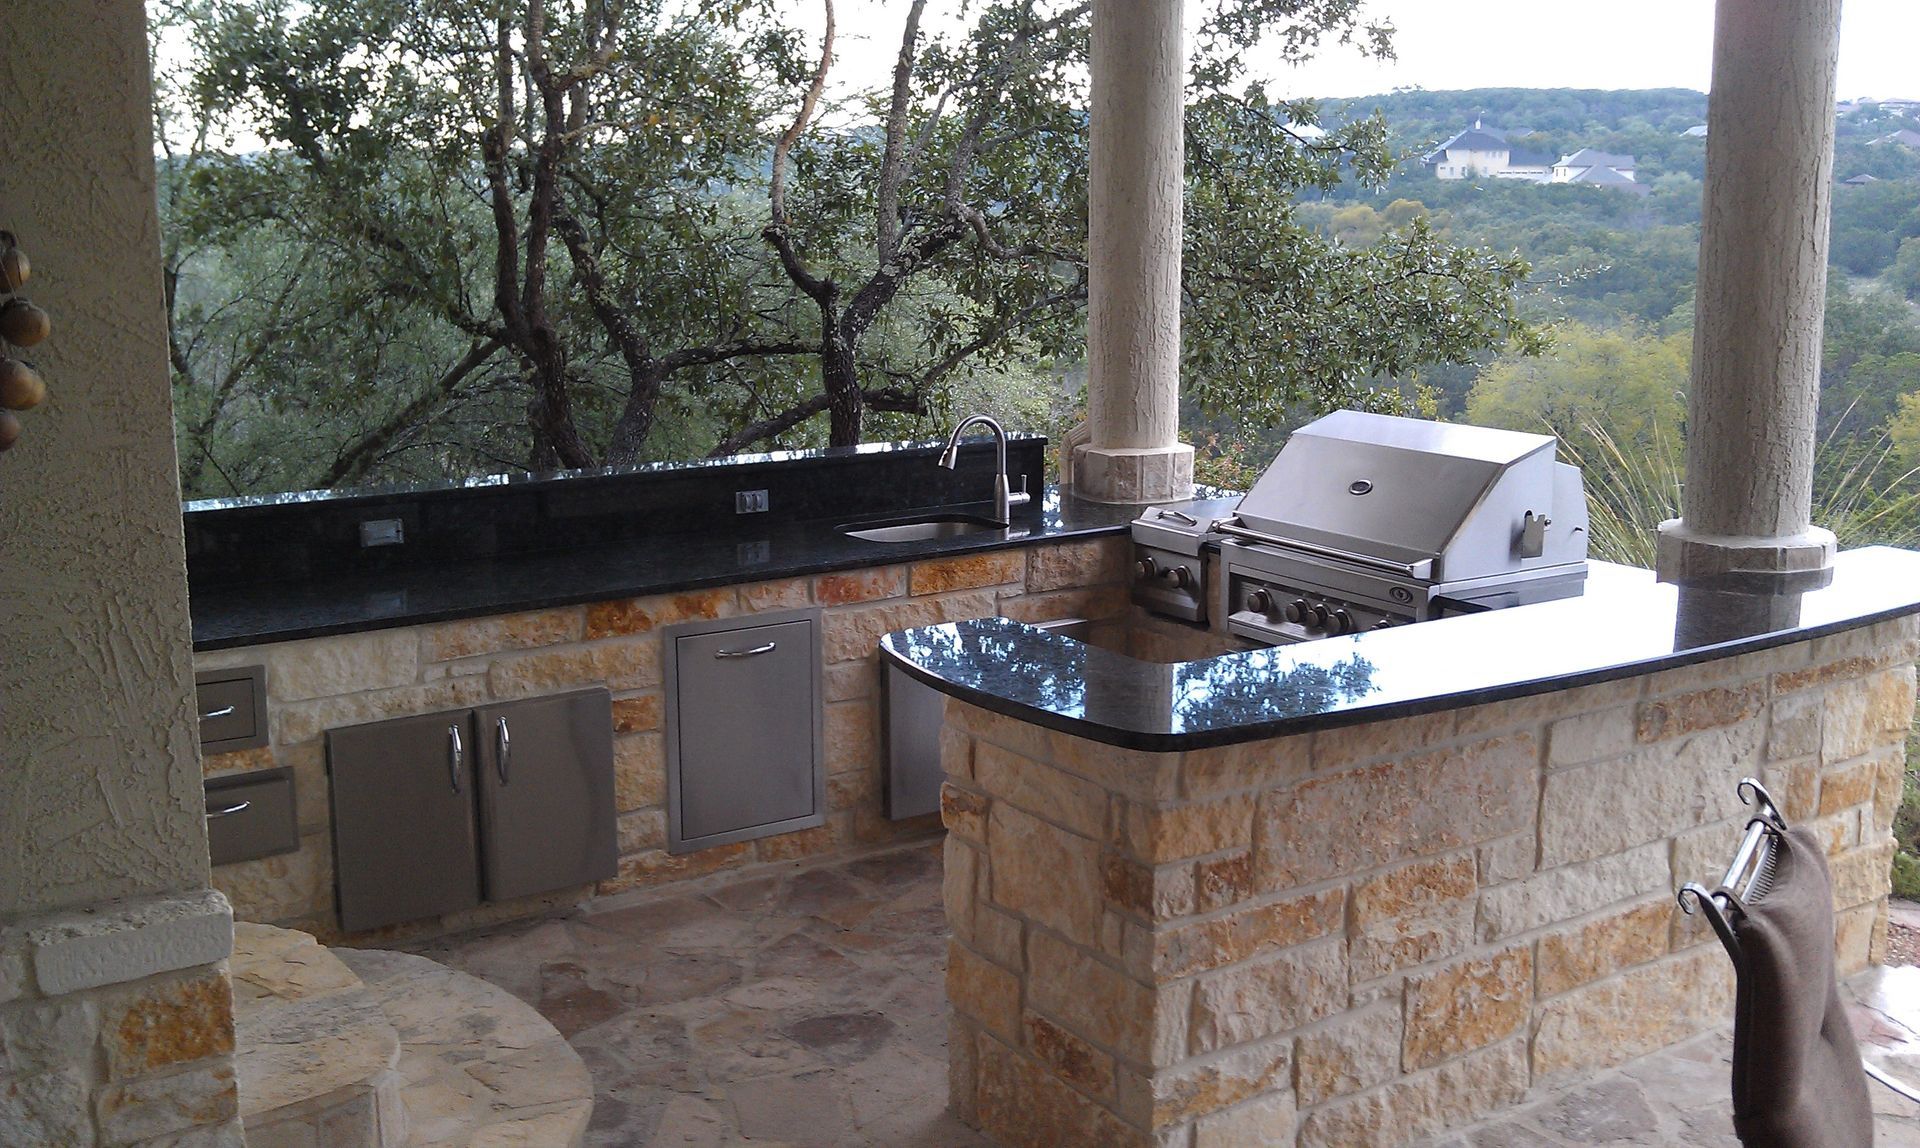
[[318, 338, 505, 488], [770, 0, 835, 227], [709, 384, 926, 457], [876, 0, 928, 264]]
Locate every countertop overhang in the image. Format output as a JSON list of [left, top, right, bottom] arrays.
[[880, 547, 1920, 752]]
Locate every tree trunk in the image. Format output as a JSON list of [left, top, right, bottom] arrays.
[[822, 320, 862, 447]]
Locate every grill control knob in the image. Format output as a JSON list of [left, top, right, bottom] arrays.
[[1330, 609, 1354, 635], [1287, 599, 1310, 624], [1247, 589, 1276, 615], [1136, 556, 1158, 579], [1164, 566, 1194, 590], [1307, 603, 1331, 629], [1372, 619, 1396, 631]]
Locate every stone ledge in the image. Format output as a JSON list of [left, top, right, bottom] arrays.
[[11, 889, 233, 997]]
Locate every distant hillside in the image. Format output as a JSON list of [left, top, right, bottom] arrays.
[[1320, 88, 1710, 184]]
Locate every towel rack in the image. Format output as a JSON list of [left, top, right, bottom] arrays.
[[1676, 777, 1787, 961], [1678, 777, 1920, 1106]]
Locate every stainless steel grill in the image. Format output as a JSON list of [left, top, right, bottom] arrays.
[[1130, 411, 1589, 645]]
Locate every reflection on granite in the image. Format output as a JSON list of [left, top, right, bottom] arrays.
[[184, 433, 1049, 513], [881, 548, 1920, 750], [191, 488, 1150, 650]]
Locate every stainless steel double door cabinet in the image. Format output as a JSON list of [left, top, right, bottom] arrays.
[[327, 688, 617, 933], [667, 612, 825, 853]]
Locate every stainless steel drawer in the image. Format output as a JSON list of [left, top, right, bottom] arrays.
[[195, 666, 267, 752], [205, 768, 299, 866]]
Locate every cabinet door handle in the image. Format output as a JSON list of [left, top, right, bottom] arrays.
[[715, 641, 777, 659], [200, 705, 237, 720], [206, 800, 251, 818], [495, 717, 511, 786], [448, 724, 464, 794]]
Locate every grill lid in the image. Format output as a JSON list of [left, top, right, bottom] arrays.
[[1233, 410, 1579, 582]]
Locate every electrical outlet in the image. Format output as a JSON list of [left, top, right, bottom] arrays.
[[736, 540, 771, 565], [735, 489, 770, 514], [359, 518, 405, 547]]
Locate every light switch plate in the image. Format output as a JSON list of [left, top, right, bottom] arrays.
[[359, 518, 405, 547]]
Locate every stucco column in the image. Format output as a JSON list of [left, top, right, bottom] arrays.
[[1656, 0, 1842, 581], [1073, 0, 1194, 505], [0, 3, 240, 1142]]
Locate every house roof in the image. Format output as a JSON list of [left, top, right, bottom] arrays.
[[1424, 127, 1510, 162], [1564, 165, 1651, 194], [1875, 129, 1920, 149], [1557, 148, 1636, 169], [1843, 173, 1881, 185], [1681, 125, 1709, 138], [1506, 149, 1556, 168]]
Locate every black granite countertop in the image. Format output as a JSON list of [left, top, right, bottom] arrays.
[[191, 488, 1158, 650], [881, 548, 1920, 751]]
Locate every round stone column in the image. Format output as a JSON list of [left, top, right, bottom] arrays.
[[1074, 0, 1194, 505], [1656, 0, 1842, 581]]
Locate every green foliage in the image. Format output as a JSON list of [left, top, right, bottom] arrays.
[[1890, 391, 1920, 473], [1892, 847, 1920, 902], [1892, 237, 1920, 301], [160, 0, 1544, 493], [1466, 323, 1689, 456], [1831, 180, 1920, 277]]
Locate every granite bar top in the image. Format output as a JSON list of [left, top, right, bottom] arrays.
[[880, 547, 1920, 751], [190, 488, 1148, 650]]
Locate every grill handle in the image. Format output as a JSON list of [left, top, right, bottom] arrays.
[[1216, 521, 1432, 581]]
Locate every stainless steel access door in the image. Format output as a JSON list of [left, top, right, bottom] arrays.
[[668, 614, 824, 853], [473, 689, 618, 903], [327, 709, 482, 933]]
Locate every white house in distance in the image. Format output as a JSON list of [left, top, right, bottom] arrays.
[[1423, 119, 1510, 178], [1423, 119, 1556, 181], [1424, 122, 1643, 192], [1552, 147, 1639, 183]]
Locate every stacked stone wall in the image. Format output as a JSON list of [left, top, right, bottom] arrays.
[[941, 615, 1920, 1148], [0, 892, 242, 1146], [195, 538, 1130, 943]]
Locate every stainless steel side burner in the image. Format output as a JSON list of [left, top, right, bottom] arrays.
[[1129, 501, 1233, 623]]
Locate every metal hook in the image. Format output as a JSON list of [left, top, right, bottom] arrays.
[[1678, 881, 1742, 960], [1737, 777, 1785, 827]]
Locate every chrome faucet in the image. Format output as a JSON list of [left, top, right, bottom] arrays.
[[937, 414, 1031, 527]]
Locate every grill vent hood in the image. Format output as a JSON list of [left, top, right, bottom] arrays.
[[1233, 410, 1587, 583]]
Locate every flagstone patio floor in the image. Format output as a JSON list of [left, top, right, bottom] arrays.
[[399, 838, 1920, 1147]]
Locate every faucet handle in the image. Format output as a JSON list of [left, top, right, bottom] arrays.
[[1008, 474, 1032, 507]]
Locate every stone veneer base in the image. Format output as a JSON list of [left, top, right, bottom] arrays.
[[0, 890, 242, 1146], [938, 615, 1919, 1148], [196, 536, 1134, 944]]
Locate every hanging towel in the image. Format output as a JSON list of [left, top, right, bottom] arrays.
[[1728, 824, 1875, 1148]]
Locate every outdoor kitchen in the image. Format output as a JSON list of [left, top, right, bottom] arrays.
[[8, 0, 1920, 1146], [883, 413, 1920, 1145]]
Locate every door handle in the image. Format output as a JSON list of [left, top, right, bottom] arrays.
[[200, 705, 237, 720], [495, 717, 511, 786], [448, 723, 464, 794], [715, 641, 777, 659], [205, 800, 251, 818]]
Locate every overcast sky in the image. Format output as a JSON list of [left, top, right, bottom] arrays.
[[808, 0, 1916, 103]]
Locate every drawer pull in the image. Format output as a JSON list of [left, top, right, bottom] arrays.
[[206, 800, 251, 819], [201, 705, 237, 720], [496, 717, 511, 786], [449, 724, 464, 794], [715, 641, 777, 659]]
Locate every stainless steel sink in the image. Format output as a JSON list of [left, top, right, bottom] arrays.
[[840, 514, 1005, 543]]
